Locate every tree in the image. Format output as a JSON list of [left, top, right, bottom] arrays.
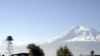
[[56, 45, 73, 56], [27, 43, 45, 56]]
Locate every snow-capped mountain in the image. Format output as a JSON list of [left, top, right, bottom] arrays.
[[47, 26, 100, 43], [40, 26, 100, 56], [66, 26, 100, 42]]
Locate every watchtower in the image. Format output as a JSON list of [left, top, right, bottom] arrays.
[[6, 36, 14, 56]]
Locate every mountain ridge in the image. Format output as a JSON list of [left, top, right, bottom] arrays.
[[47, 26, 100, 43]]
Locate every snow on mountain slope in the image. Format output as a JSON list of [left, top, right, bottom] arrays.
[[48, 26, 100, 43], [66, 26, 100, 42]]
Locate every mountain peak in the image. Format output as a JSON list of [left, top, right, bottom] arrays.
[[65, 26, 100, 42], [71, 26, 90, 32]]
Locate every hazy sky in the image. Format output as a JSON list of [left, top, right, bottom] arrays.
[[0, 0, 100, 45]]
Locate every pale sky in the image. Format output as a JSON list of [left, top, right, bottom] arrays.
[[0, 0, 100, 45]]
